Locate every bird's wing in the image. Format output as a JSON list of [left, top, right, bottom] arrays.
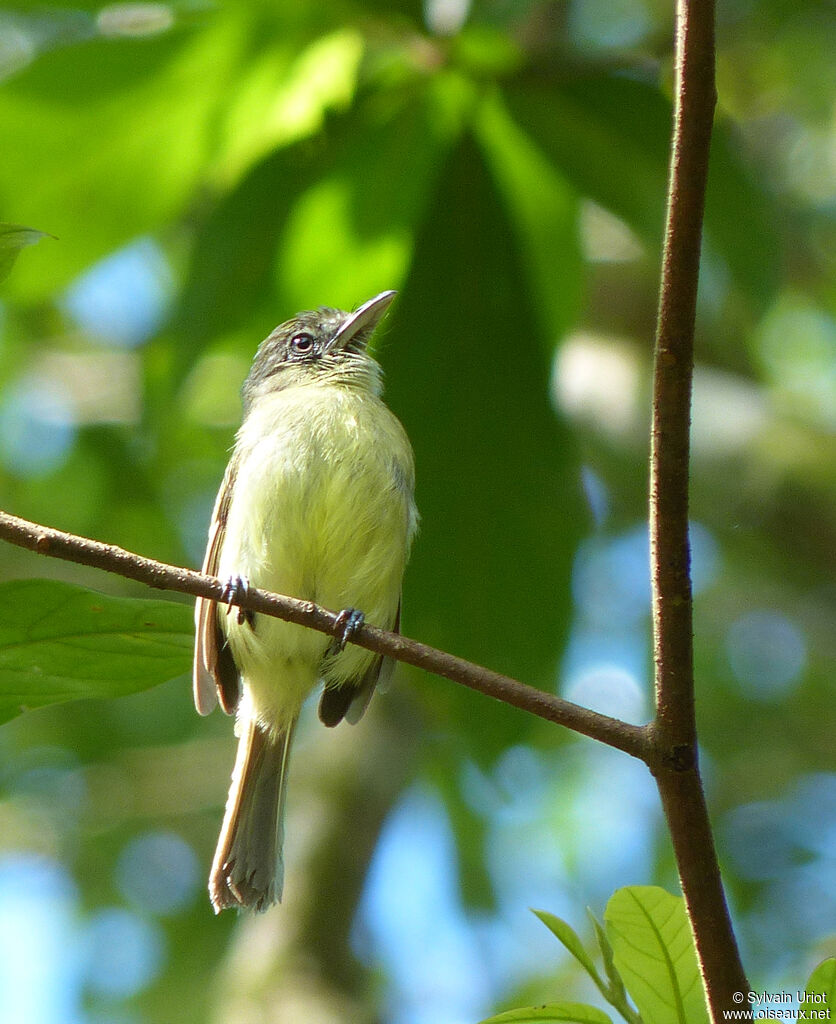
[[317, 601, 401, 728], [193, 457, 241, 716]]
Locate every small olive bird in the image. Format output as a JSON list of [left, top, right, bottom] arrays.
[[193, 291, 418, 913]]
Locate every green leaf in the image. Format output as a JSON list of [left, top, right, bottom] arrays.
[[452, 24, 524, 77], [0, 223, 53, 284], [385, 132, 585, 758], [478, 1003, 613, 1024], [587, 910, 642, 1024], [0, 579, 192, 725], [216, 28, 365, 183], [0, 15, 244, 297], [589, 911, 620, 990], [174, 132, 323, 356], [274, 76, 465, 314], [605, 888, 708, 1024], [533, 908, 602, 982], [176, 77, 463, 366], [805, 959, 836, 1018]]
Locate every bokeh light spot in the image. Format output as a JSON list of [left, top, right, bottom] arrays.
[[83, 907, 163, 999], [572, 523, 660, 627], [726, 610, 806, 698], [96, 4, 174, 38], [115, 832, 199, 916], [722, 800, 797, 881], [0, 376, 76, 477], [62, 238, 172, 348], [756, 293, 836, 429], [0, 855, 82, 1024], [569, 0, 651, 50], [563, 663, 647, 724]]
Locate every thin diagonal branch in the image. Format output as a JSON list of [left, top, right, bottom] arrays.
[[648, 0, 750, 1017], [0, 507, 649, 761]]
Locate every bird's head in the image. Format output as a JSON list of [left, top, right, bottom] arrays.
[[242, 291, 396, 407]]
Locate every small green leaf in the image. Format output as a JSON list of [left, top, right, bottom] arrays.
[[478, 1003, 613, 1024], [587, 910, 641, 1024], [533, 908, 601, 981], [588, 911, 618, 986], [0, 223, 53, 283], [805, 959, 836, 1017], [0, 579, 193, 724], [605, 887, 708, 1024]]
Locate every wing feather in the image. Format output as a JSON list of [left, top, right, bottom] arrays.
[[317, 600, 401, 727], [193, 458, 240, 716]]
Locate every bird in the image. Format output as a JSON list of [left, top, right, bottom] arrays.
[[193, 290, 418, 913]]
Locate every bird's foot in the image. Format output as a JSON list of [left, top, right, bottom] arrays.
[[331, 607, 365, 653], [221, 574, 255, 628]]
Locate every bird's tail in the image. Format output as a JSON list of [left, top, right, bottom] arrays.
[[209, 715, 296, 913]]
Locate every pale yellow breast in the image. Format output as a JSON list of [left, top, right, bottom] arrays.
[[218, 383, 417, 727]]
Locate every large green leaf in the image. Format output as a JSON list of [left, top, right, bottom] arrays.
[[0, 14, 244, 297], [605, 888, 708, 1024], [273, 79, 463, 315], [385, 132, 585, 757], [0, 579, 192, 725], [478, 1003, 613, 1024], [174, 132, 323, 354], [176, 78, 462, 367]]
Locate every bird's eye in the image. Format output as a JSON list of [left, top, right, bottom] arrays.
[[290, 332, 314, 355]]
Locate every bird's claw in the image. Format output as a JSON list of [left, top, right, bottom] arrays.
[[221, 575, 255, 628], [331, 607, 365, 653]]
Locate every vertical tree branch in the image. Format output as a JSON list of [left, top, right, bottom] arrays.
[[649, 0, 750, 1017]]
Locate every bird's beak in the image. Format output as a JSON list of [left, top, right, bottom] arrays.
[[327, 290, 397, 353]]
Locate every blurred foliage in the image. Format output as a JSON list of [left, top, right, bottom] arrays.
[[0, 223, 54, 283], [0, 0, 834, 1022]]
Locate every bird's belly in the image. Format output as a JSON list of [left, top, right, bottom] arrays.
[[216, 398, 411, 727]]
